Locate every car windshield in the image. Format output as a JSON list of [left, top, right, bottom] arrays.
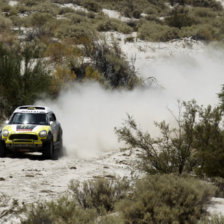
[[9, 113, 48, 125]]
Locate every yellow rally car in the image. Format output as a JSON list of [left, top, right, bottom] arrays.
[[0, 106, 63, 159]]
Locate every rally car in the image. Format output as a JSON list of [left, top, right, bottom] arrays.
[[0, 106, 63, 159]]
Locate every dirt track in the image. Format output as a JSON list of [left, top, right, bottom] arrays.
[[0, 151, 134, 223]]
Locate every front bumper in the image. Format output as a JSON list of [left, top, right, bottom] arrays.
[[3, 133, 47, 152]]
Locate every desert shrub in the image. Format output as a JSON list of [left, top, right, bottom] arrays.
[[0, 15, 13, 30], [0, 2, 8, 11], [97, 19, 133, 34], [10, 15, 23, 27], [115, 96, 224, 178], [82, 0, 101, 12], [199, 216, 224, 224], [98, 215, 124, 224], [1, 4, 11, 13], [125, 36, 135, 43], [191, 7, 216, 19], [0, 194, 22, 222], [179, 24, 217, 41], [192, 0, 222, 10], [166, 7, 196, 29], [218, 85, 224, 111], [89, 41, 141, 89], [7, 7, 18, 16], [84, 65, 101, 81], [25, 12, 58, 39], [138, 21, 179, 41], [210, 177, 224, 197], [114, 0, 154, 18], [30, 2, 60, 16], [15, 4, 29, 14], [69, 13, 88, 24], [29, 12, 53, 28], [22, 196, 97, 224], [45, 41, 82, 63], [69, 177, 130, 214], [115, 101, 197, 174], [192, 24, 217, 41], [0, 43, 51, 120], [193, 105, 224, 178], [0, 31, 18, 49], [117, 174, 216, 224], [20, 0, 39, 6], [58, 6, 75, 14], [169, 0, 222, 10], [55, 23, 96, 43]]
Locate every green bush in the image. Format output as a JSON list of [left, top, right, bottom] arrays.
[[117, 174, 216, 224], [169, 0, 222, 10], [138, 21, 179, 41], [30, 2, 60, 16], [210, 177, 224, 197], [179, 25, 216, 41], [58, 6, 75, 14], [98, 215, 124, 224], [192, 24, 217, 41], [69, 177, 130, 214], [22, 196, 97, 224], [115, 97, 224, 178], [55, 22, 96, 43], [0, 15, 12, 30], [29, 12, 54, 28], [69, 13, 88, 24], [22, 177, 128, 223], [191, 7, 216, 19], [166, 7, 196, 29], [97, 18, 133, 34], [90, 41, 141, 89], [199, 215, 224, 224], [83, 0, 101, 12], [179, 24, 217, 41], [194, 105, 224, 177], [115, 101, 197, 174], [0, 43, 51, 120]]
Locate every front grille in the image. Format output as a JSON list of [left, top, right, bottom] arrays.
[[9, 134, 38, 141]]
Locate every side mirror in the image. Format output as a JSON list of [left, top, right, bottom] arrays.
[[50, 121, 54, 125], [5, 120, 9, 124]]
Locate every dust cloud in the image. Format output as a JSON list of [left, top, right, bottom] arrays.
[[38, 44, 224, 158]]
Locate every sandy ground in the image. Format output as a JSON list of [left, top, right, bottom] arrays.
[[0, 151, 136, 223], [1, 149, 224, 223]]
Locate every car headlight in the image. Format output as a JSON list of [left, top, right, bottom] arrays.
[[2, 130, 9, 137], [39, 130, 47, 137]]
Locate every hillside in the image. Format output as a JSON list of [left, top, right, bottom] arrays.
[[1, 0, 224, 223]]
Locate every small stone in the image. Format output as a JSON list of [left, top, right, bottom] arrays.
[[70, 166, 77, 170], [104, 175, 116, 179], [25, 174, 34, 177]]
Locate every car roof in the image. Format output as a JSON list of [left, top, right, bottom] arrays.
[[13, 105, 53, 114]]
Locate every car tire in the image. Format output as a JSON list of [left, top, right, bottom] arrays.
[[43, 140, 54, 160], [0, 141, 6, 157], [57, 131, 64, 158]]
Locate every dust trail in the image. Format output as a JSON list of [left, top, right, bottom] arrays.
[[38, 43, 224, 158]]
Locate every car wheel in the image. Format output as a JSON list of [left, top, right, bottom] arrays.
[[43, 140, 54, 159], [58, 132, 64, 157], [0, 141, 6, 157]]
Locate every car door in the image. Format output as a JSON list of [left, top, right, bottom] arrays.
[[47, 113, 58, 142]]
